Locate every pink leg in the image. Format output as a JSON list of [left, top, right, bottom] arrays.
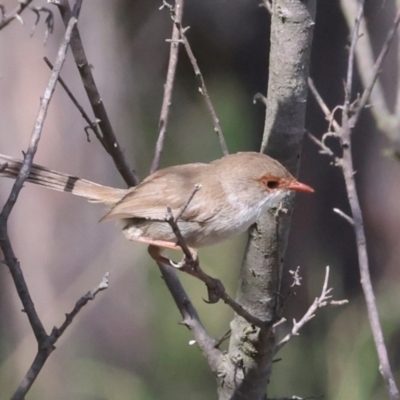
[[145, 242, 198, 269], [134, 236, 181, 251]]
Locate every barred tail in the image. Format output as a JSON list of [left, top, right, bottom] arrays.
[[0, 154, 127, 205]]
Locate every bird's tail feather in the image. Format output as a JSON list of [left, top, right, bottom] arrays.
[[0, 154, 127, 205]]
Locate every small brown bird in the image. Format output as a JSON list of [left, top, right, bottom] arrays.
[[0, 152, 313, 265]]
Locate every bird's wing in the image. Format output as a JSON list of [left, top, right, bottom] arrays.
[[100, 163, 219, 223]]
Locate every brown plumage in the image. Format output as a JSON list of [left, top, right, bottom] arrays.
[[0, 152, 313, 259]]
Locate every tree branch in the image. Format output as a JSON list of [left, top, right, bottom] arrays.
[[43, 57, 106, 147], [10, 272, 109, 400], [55, 0, 139, 187], [309, 4, 400, 398], [0, 15, 90, 400], [173, 13, 229, 156], [0, 0, 33, 30], [218, 1, 317, 399], [150, 0, 184, 173], [275, 267, 348, 353]]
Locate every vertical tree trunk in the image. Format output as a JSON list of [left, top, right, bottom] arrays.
[[217, 1, 316, 399]]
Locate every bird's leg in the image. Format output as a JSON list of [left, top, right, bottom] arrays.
[[144, 241, 221, 304], [141, 238, 197, 269]]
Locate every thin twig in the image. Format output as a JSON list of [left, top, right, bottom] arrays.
[[157, 261, 222, 372], [55, 0, 139, 187], [165, 206, 271, 329], [336, 3, 400, 398], [0, 16, 78, 400], [149, 0, 224, 370], [344, 0, 364, 111], [29, 6, 54, 43], [333, 208, 354, 225], [259, 0, 273, 14], [253, 92, 268, 107], [150, 0, 184, 174], [307, 133, 342, 167], [50, 273, 109, 340], [275, 267, 347, 353], [175, 183, 201, 221], [308, 78, 341, 132], [176, 21, 229, 156], [0, 0, 33, 30], [11, 272, 109, 400], [341, 136, 399, 399], [349, 10, 400, 129], [43, 57, 106, 147]]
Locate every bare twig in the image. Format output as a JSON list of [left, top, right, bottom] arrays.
[[275, 267, 348, 353], [55, 0, 139, 187], [341, 136, 399, 400], [308, 78, 341, 132], [11, 272, 109, 400], [349, 9, 400, 129], [175, 183, 201, 221], [344, 0, 365, 112], [253, 92, 268, 107], [29, 6, 54, 43], [0, 16, 79, 400], [259, 0, 273, 14], [214, 329, 231, 348], [307, 133, 342, 167], [150, 0, 184, 174], [309, 4, 400, 398], [333, 207, 354, 225], [165, 205, 271, 329], [175, 20, 229, 156], [340, 5, 400, 398], [43, 57, 106, 147], [50, 273, 109, 340], [156, 261, 222, 372], [0, 0, 33, 30], [148, 0, 225, 371]]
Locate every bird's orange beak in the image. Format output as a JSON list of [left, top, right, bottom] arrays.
[[286, 180, 314, 193]]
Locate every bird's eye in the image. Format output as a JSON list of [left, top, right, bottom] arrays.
[[267, 181, 279, 189]]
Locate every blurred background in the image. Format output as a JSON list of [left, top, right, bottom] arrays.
[[0, 0, 399, 399]]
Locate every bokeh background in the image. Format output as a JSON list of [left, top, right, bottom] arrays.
[[0, 0, 399, 399]]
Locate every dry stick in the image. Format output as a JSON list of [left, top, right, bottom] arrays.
[[149, 0, 224, 365], [275, 267, 348, 354], [150, 0, 184, 174], [308, 10, 400, 398], [12, 272, 109, 400], [349, 9, 400, 129], [308, 78, 341, 133], [341, 5, 400, 399], [157, 264, 222, 372], [43, 57, 106, 148], [177, 24, 229, 156], [165, 207, 271, 330], [259, 0, 273, 14], [341, 140, 399, 400], [344, 0, 364, 112], [56, 0, 138, 187], [309, 86, 400, 400], [0, 16, 79, 400], [0, 0, 33, 30], [50, 273, 109, 341]]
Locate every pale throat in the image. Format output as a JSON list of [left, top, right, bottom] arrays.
[[224, 188, 286, 235]]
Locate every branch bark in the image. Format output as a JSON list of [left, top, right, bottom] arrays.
[[56, 0, 139, 187], [217, 1, 316, 399], [308, 4, 400, 397]]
